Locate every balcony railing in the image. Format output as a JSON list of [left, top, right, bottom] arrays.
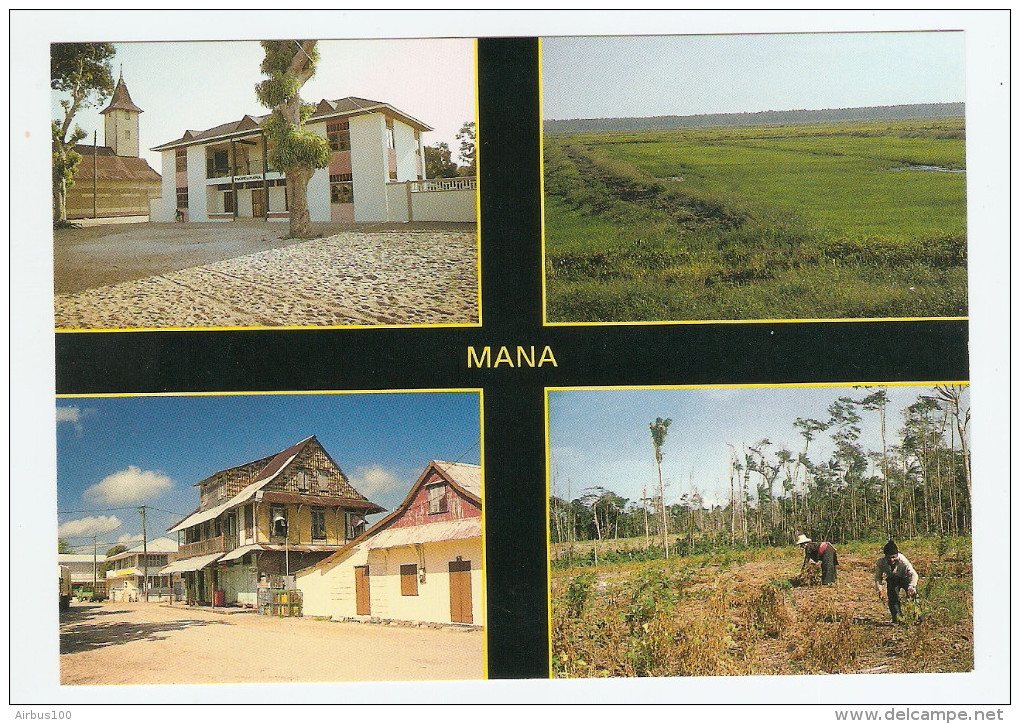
[[178, 534, 234, 559], [206, 164, 277, 180], [409, 177, 477, 193]]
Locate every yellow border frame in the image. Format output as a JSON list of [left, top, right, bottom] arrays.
[[544, 379, 970, 678], [537, 37, 969, 328], [57, 386, 489, 681]]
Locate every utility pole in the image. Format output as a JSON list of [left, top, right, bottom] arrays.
[[92, 535, 98, 598], [140, 506, 149, 603], [93, 131, 98, 219]]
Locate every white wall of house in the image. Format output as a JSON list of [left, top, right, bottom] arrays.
[[159, 150, 176, 222], [412, 189, 477, 223], [367, 538, 482, 625], [186, 145, 208, 222], [297, 544, 369, 619], [307, 123, 331, 222], [385, 184, 410, 223], [393, 121, 418, 182], [296, 537, 483, 625], [349, 114, 389, 222]]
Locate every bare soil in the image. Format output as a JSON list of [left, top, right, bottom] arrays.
[[60, 601, 484, 685]]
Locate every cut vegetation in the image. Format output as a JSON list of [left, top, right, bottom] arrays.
[[550, 537, 973, 677], [543, 118, 967, 322]]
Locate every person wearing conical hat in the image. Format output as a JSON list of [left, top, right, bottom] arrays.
[[796, 534, 838, 584], [874, 539, 919, 623]]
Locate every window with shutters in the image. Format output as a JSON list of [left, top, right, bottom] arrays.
[[427, 483, 448, 514], [400, 564, 418, 596], [311, 508, 327, 541]]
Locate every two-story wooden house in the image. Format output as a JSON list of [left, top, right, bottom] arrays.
[[297, 460, 482, 626], [162, 436, 383, 607], [105, 537, 179, 602]]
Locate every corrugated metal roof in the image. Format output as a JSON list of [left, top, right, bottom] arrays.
[[217, 543, 338, 563], [58, 554, 99, 565], [168, 438, 312, 533], [152, 96, 431, 151], [433, 461, 481, 499], [159, 552, 222, 574], [366, 517, 481, 550], [71, 154, 161, 183], [105, 536, 178, 562], [260, 491, 383, 512], [219, 544, 258, 562]]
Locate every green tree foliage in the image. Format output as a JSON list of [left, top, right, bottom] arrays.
[[551, 388, 971, 558], [424, 142, 459, 178], [58, 538, 73, 554], [255, 40, 330, 238], [456, 121, 476, 176], [105, 544, 128, 557], [51, 42, 115, 225]]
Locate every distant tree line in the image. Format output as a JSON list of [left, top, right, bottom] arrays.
[[543, 103, 967, 135], [551, 386, 971, 557], [424, 121, 475, 178]]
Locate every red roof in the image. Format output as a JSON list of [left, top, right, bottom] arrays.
[[71, 152, 161, 183]]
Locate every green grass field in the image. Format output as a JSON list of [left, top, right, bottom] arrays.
[[543, 120, 967, 322]]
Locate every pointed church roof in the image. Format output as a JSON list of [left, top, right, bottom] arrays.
[[100, 73, 143, 115]]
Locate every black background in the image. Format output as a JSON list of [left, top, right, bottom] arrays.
[[54, 38, 969, 680]]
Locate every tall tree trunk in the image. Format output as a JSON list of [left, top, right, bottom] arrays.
[[657, 460, 669, 558]]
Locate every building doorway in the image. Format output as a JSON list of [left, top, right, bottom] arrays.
[[449, 560, 472, 624], [355, 565, 370, 615], [252, 188, 267, 219]]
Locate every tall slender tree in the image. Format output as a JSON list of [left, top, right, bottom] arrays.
[[649, 417, 673, 558], [256, 40, 331, 238], [51, 43, 115, 225]]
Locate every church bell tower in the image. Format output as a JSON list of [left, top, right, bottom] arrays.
[[100, 70, 143, 158]]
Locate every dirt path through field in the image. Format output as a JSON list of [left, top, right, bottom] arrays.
[[60, 602, 484, 684]]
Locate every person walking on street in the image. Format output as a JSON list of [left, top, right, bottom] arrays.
[[796, 534, 838, 584], [874, 539, 919, 623]]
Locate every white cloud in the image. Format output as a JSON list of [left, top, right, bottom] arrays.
[[117, 533, 144, 544], [56, 405, 86, 433], [351, 465, 405, 497], [84, 466, 173, 505], [58, 515, 122, 538], [56, 406, 81, 424]]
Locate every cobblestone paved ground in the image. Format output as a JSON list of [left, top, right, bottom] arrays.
[[54, 230, 479, 329]]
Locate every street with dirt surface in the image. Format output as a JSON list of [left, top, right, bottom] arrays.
[[60, 602, 484, 685], [53, 222, 479, 329]]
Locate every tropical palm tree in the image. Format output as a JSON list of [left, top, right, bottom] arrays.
[[649, 417, 673, 558]]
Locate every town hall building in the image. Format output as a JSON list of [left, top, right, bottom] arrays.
[[151, 96, 475, 225]]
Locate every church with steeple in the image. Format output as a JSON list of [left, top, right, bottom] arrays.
[[65, 71, 162, 220]]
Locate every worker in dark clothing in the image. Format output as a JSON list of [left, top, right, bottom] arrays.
[[874, 539, 919, 623], [796, 534, 838, 584]]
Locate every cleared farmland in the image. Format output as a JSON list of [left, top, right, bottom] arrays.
[[543, 120, 967, 322], [550, 537, 973, 677]]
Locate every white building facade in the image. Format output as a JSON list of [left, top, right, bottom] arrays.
[[151, 96, 475, 225]]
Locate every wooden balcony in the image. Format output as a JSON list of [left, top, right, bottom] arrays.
[[178, 535, 235, 559]]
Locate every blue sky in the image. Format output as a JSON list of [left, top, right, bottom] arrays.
[[56, 392, 481, 551], [548, 384, 968, 508], [542, 32, 965, 120], [52, 38, 476, 171]]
